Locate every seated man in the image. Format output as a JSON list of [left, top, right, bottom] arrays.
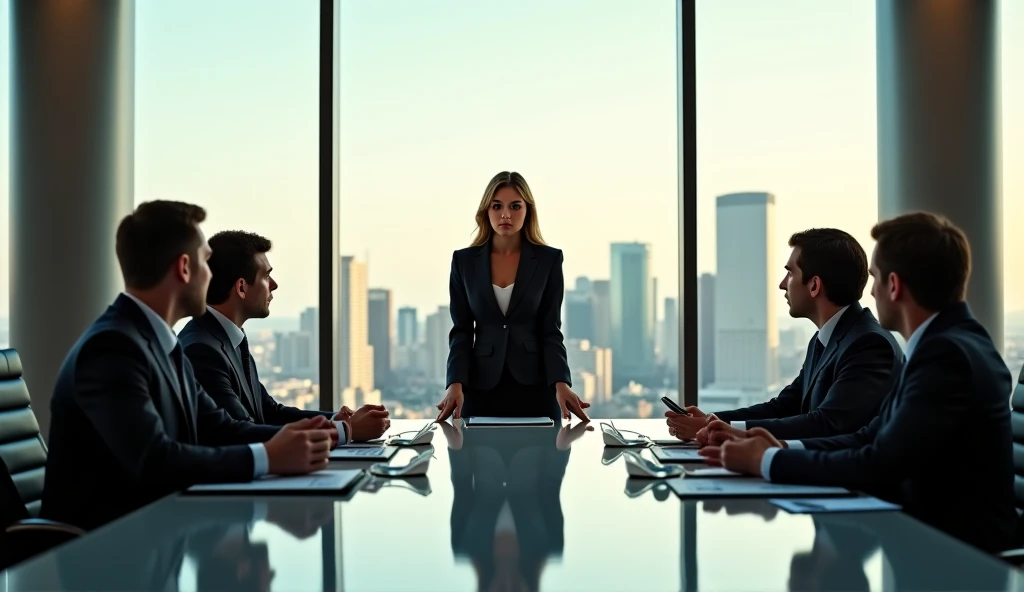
[[702, 212, 1017, 553], [42, 201, 335, 531], [179, 230, 389, 443], [668, 228, 903, 442]]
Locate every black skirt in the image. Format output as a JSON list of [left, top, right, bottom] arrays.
[[462, 366, 560, 420]]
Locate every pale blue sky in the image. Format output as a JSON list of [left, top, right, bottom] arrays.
[[1, 0, 1022, 323]]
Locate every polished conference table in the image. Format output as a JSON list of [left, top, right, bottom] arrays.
[[3, 419, 1022, 591]]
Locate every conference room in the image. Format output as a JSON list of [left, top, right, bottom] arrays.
[[3, 0, 1024, 590]]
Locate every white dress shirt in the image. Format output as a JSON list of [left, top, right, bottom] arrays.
[[206, 306, 349, 445], [732, 306, 849, 432], [493, 284, 514, 316], [122, 293, 270, 478], [761, 311, 940, 480]]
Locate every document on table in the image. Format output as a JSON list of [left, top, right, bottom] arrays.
[[466, 416, 554, 427], [651, 446, 706, 463], [329, 446, 397, 460], [652, 439, 699, 448], [186, 469, 363, 494], [770, 496, 901, 513], [683, 466, 743, 478], [668, 477, 850, 498]]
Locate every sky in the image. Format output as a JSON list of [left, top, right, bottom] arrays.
[[1, 0, 1023, 325]]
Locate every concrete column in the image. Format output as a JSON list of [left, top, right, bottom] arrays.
[[10, 0, 135, 440], [877, 0, 1002, 350]]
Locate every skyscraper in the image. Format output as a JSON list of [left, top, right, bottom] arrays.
[[651, 277, 659, 353], [395, 306, 419, 373], [338, 257, 374, 401], [662, 297, 679, 370], [368, 288, 392, 388], [397, 307, 418, 346], [610, 242, 654, 384], [424, 306, 453, 386], [565, 277, 594, 340], [299, 306, 318, 375], [698, 273, 716, 387], [713, 193, 777, 391], [275, 331, 313, 378], [566, 339, 613, 403], [591, 280, 611, 348]]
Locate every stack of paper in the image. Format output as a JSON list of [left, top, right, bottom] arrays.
[[186, 469, 364, 494], [329, 446, 397, 460], [769, 496, 901, 513], [683, 466, 743, 478], [668, 477, 850, 498], [465, 416, 554, 427], [651, 446, 706, 463]]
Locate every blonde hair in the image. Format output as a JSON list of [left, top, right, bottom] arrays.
[[470, 171, 546, 247]]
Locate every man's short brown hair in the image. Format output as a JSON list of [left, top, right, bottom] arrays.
[[788, 228, 868, 306], [205, 231, 273, 305], [115, 201, 207, 289], [870, 212, 971, 311]]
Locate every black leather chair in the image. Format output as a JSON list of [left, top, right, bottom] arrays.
[[0, 349, 82, 568], [999, 363, 1024, 566]]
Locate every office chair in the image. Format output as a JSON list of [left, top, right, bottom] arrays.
[[0, 348, 83, 568], [998, 362, 1024, 568]]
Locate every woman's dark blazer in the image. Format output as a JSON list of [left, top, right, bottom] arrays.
[[445, 238, 571, 392]]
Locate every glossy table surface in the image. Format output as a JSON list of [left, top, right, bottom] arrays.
[[4, 419, 1022, 591]]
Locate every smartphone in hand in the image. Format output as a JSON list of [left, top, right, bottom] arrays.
[[661, 396, 690, 416]]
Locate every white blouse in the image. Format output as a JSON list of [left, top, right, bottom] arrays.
[[493, 283, 514, 315]]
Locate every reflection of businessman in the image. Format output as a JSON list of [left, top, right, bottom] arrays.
[[437, 171, 589, 422], [448, 425, 570, 592], [56, 499, 331, 591], [794, 514, 1012, 592], [788, 515, 878, 592]]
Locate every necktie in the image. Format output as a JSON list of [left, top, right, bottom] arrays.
[[169, 344, 189, 397], [169, 344, 196, 442], [239, 336, 254, 387], [810, 337, 826, 373]]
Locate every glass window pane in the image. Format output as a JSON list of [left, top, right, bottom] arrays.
[[135, 1, 320, 408], [696, 0, 879, 411], [338, 0, 681, 419], [1003, 0, 1024, 375], [0, 2, 10, 347]]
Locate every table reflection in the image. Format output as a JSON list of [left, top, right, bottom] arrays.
[[787, 515, 877, 592], [51, 498, 332, 591], [445, 422, 581, 592]]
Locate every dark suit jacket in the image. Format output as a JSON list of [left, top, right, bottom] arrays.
[[179, 312, 332, 425], [715, 304, 903, 439], [41, 294, 279, 531], [446, 239, 571, 391], [771, 302, 1017, 553]]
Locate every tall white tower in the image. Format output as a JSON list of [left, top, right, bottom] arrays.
[[713, 192, 778, 391]]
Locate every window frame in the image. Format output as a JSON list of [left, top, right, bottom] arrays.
[[317, 0, 698, 411]]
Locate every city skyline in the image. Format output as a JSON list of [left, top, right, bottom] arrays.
[[1, 1, 1023, 341]]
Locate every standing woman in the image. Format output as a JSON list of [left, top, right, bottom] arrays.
[[436, 172, 590, 422]]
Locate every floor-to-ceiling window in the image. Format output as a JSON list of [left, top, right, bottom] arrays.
[[336, 0, 683, 419], [1002, 0, 1024, 376], [695, 1, 883, 587], [135, 1, 322, 413], [135, 2, 326, 583], [0, 2, 11, 348], [696, 0, 880, 413]]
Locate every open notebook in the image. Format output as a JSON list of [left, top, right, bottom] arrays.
[[185, 469, 364, 495], [669, 477, 850, 499], [465, 416, 554, 427]]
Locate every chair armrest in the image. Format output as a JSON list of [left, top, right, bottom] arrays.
[[7, 518, 86, 537], [0, 519, 84, 568], [998, 547, 1024, 568]]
